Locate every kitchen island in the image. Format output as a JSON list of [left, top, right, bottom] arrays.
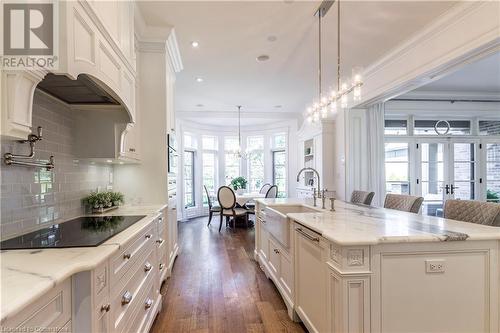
[[0, 204, 178, 333], [255, 198, 500, 333]]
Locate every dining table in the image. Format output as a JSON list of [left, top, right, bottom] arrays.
[[235, 192, 266, 207]]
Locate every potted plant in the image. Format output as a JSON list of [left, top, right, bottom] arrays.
[[110, 191, 124, 206], [83, 191, 125, 213], [231, 176, 247, 195]]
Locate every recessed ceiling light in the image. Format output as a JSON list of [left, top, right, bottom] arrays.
[[191, 41, 199, 48], [196, 104, 204, 107], [196, 77, 204, 82], [274, 105, 282, 108], [256, 55, 270, 62], [267, 35, 277, 42]]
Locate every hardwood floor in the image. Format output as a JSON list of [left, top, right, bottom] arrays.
[[150, 216, 307, 333]]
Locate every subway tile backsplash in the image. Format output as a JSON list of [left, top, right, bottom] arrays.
[[0, 91, 113, 240]]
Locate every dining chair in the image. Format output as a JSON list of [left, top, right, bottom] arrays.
[[265, 185, 278, 198], [384, 193, 424, 214], [444, 199, 500, 226], [204, 185, 221, 227], [350, 190, 375, 206], [259, 183, 272, 194], [217, 186, 249, 231]]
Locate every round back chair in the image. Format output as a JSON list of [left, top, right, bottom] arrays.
[[265, 185, 278, 198], [259, 183, 272, 194], [218, 186, 236, 209]]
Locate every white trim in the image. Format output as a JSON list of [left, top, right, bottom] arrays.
[[166, 30, 184, 73], [398, 90, 500, 101], [354, 1, 500, 107]]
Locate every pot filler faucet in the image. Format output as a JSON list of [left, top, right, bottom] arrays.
[[296, 167, 326, 208]]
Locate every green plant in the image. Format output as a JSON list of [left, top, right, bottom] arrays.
[[230, 176, 247, 190], [487, 189, 500, 203], [83, 191, 124, 208], [110, 191, 124, 205]]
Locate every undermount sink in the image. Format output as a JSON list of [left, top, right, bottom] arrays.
[[264, 205, 320, 248]]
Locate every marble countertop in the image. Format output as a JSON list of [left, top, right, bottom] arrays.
[[256, 198, 500, 246], [0, 204, 167, 323]]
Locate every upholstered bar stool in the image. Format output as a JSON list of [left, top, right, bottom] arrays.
[[384, 193, 424, 214], [444, 199, 500, 226], [350, 190, 375, 206]]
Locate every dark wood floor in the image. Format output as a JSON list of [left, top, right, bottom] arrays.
[[150, 216, 307, 333]]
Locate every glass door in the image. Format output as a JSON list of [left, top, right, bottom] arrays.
[[417, 140, 479, 216], [419, 142, 447, 216]]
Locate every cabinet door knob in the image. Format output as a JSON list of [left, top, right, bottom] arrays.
[[144, 262, 153, 272], [121, 291, 133, 305], [100, 303, 111, 312], [145, 234, 153, 239], [129, 148, 136, 152], [123, 253, 131, 260], [156, 238, 164, 244], [159, 263, 165, 271], [145, 298, 153, 309]]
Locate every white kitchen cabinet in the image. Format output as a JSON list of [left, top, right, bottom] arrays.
[[166, 200, 179, 276], [268, 237, 281, 278], [1, 279, 72, 332], [294, 224, 328, 333], [1, 0, 137, 140]]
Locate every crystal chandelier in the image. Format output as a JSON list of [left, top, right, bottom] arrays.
[[306, 0, 363, 124]]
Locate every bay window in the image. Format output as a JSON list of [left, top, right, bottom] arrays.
[[247, 136, 264, 192]]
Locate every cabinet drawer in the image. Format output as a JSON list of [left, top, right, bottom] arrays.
[[127, 277, 158, 333], [2, 279, 71, 332], [110, 246, 156, 333], [259, 220, 269, 261], [110, 222, 155, 285]]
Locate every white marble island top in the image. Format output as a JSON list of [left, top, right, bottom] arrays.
[[256, 198, 500, 246], [0, 204, 167, 323]]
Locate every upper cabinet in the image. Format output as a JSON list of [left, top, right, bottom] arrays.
[[1, 0, 137, 140]]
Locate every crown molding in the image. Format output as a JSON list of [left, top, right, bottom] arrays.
[[177, 110, 301, 120], [166, 29, 183, 73], [354, 1, 500, 108]]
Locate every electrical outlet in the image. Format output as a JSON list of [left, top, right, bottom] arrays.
[[426, 259, 445, 273]]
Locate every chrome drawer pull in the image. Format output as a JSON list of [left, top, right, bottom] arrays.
[[144, 262, 153, 272], [296, 228, 320, 242], [159, 263, 164, 271], [158, 217, 163, 222], [145, 234, 152, 239], [122, 291, 133, 305], [156, 238, 164, 244], [100, 303, 111, 312], [145, 298, 153, 309], [123, 253, 131, 260]]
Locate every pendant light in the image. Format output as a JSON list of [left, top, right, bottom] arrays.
[[306, 0, 363, 123]]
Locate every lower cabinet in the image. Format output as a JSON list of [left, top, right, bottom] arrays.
[[294, 225, 328, 333], [3, 206, 179, 333], [1, 279, 72, 332]]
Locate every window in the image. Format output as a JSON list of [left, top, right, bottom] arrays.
[[224, 136, 239, 152], [273, 133, 287, 149], [453, 143, 476, 200], [414, 120, 470, 135], [184, 132, 197, 149], [202, 135, 218, 206], [385, 143, 410, 194], [384, 119, 408, 135], [486, 143, 500, 203], [247, 136, 264, 192], [202, 152, 217, 206], [224, 137, 240, 183], [183, 150, 195, 208], [202, 135, 217, 150], [273, 150, 287, 197], [479, 121, 500, 136]]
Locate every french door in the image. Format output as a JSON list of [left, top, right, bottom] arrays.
[[416, 139, 479, 216]]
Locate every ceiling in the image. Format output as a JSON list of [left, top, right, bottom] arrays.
[[414, 52, 500, 94], [138, 1, 458, 118]]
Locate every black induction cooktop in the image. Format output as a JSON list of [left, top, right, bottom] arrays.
[[0, 215, 146, 250]]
